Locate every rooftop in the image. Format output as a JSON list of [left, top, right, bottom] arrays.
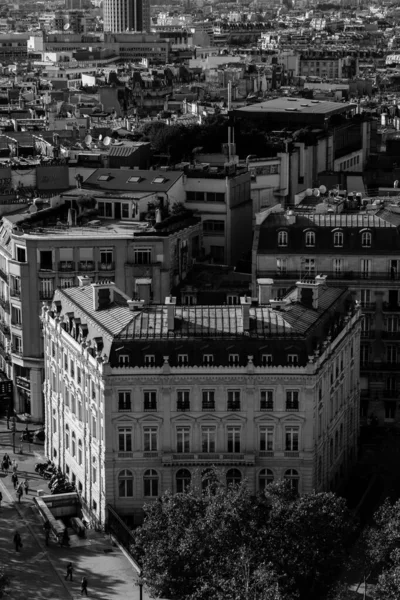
[[234, 97, 352, 117], [83, 168, 183, 192]]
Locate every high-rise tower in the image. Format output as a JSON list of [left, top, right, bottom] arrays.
[[103, 0, 150, 33]]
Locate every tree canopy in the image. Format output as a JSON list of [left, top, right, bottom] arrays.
[[133, 475, 354, 600]]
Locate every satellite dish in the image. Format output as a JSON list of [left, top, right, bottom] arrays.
[[394, 180, 399, 188], [84, 134, 92, 146], [64, 23, 70, 30], [103, 136, 111, 147], [305, 188, 313, 196], [319, 185, 327, 194], [98, 134, 103, 141], [313, 188, 320, 197]]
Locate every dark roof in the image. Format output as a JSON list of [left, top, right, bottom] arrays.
[[234, 97, 351, 117], [83, 168, 183, 192]]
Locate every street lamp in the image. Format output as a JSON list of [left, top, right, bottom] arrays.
[[137, 572, 144, 600]]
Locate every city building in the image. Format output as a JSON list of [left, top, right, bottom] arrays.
[[0, 201, 201, 421], [103, 0, 150, 33], [42, 276, 361, 526], [252, 201, 400, 426]]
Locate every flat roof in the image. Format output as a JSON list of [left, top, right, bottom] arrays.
[[234, 97, 351, 117]]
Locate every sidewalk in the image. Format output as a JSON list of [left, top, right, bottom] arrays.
[[0, 416, 152, 600]]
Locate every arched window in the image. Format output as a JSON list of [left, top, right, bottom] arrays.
[[72, 431, 76, 457], [144, 469, 159, 497], [284, 469, 299, 493], [176, 469, 191, 493], [78, 439, 83, 465], [259, 468, 274, 491], [92, 457, 97, 485], [278, 230, 288, 247], [65, 424, 69, 450], [226, 468, 242, 487], [361, 231, 371, 248], [118, 469, 133, 497], [333, 231, 343, 247], [305, 231, 315, 247]]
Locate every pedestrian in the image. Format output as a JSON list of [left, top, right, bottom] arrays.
[[65, 562, 73, 581], [16, 484, 23, 503], [11, 472, 18, 489], [13, 531, 22, 551], [43, 520, 51, 546], [4, 453, 10, 474], [23, 478, 29, 495], [12, 459, 17, 472], [80, 576, 88, 596], [1, 458, 6, 473]]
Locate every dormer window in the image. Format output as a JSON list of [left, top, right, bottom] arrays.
[[228, 353, 240, 366], [278, 230, 288, 247], [144, 355, 155, 367], [305, 231, 315, 247], [203, 354, 214, 366], [152, 177, 167, 184], [97, 174, 112, 182], [361, 231, 372, 248], [288, 354, 299, 366], [127, 176, 142, 184], [333, 231, 343, 247]]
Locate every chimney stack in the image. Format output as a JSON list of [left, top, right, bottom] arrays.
[[165, 296, 177, 331], [240, 295, 252, 330], [78, 275, 92, 287], [257, 278, 274, 304], [91, 282, 115, 311]]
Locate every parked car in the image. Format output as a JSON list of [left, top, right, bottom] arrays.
[[34, 428, 45, 442]]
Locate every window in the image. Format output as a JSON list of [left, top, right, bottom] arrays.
[[39, 250, 53, 270], [261, 354, 273, 366], [360, 259, 371, 278], [60, 278, 74, 289], [12, 335, 22, 354], [206, 192, 225, 203], [118, 391, 131, 411], [202, 390, 215, 410], [16, 246, 26, 262], [77, 367, 81, 385], [177, 390, 190, 411], [176, 469, 191, 493], [287, 354, 298, 366], [260, 390, 274, 410], [65, 424, 69, 449], [100, 249, 113, 265], [387, 317, 399, 333], [285, 427, 299, 451], [118, 427, 132, 452], [259, 468, 274, 490], [227, 426, 241, 453], [144, 469, 159, 497], [278, 230, 288, 247], [303, 258, 315, 275], [122, 204, 130, 218], [186, 190, 205, 202], [40, 279, 53, 299], [333, 231, 343, 247], [387, 345, 398, 364], [276, 258, 287, 274], [92, 457, 97, 485], [144, 355, 155, 367], [286, 390, 299, 411], [201, 426, 216, 453], [203, 220, 225, 234], [144, 427, 158, 452], [64, 353, 68, 370], [284, 469, 299, 493], [360, 344, 369, 366], [72, 431, 76, 457], [305, 230, 315, 247], [227, 390, 241, 411], [118, 469, 133, 497], [227, 295, 239, 305], [360, 289, 371, 307], [361, 315, 371, 334], [228, 353, 239, 366], [134, 248, 152, 265], [203, 354, 214, 366], [118, 354, 130, 366], [70, 359, 75, 378], [127, 175, 142, 183], [226, 468, 242, 486], [177, 354, 188, 366], [361, 231, 372, 248], [77, 399, 83, 422], [11, 305, 21, 326], [144, 391, 157, 411], [176, 426, 190, 453], [78, 439, 82, 465], [260, 426, 274, 451], [92, 415, 97, 439], [333, 258, 344, 276]]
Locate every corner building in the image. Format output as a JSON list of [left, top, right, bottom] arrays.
[[42, 277, 361, 526]]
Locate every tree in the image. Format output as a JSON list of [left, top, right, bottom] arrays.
[[133, 475, 353, 600]]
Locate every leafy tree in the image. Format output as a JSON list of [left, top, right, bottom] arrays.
[[375, 549, 400, 600], [133, 475, 353, 600], [364, 499, 400, 576]]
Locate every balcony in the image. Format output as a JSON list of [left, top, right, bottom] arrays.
[[78, 261, 95, 272], [118, 452, 133, 459], [257, 270, 400, 283], [284, 451, 300, 457], [0, 266, 8, 283], [382, 331, 400, 339], [143, 451, 159, 458], [383, 390, 399, 399], [383, 303, 400, 312], [39, 264, 54, 272], [9, 288, 21, 299], [0, 320, 10, 336], [39, 290, 54, 300], [0, 296, 9, 312], [0, 340, 10, 362], [58, 261, 75, 272], [172, 453, 195, 460], [98, 262, 115, 271], [259, 451, 274, 457], [361, 362, 400, 371]]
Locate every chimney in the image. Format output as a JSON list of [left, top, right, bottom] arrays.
[[286, 209, 296, 225], [165, 295, 176, 331], [240, 295, 251, 330], [296, 275, 327, 310], [91, 282, 115, 311], [257, 278, 274, 304], [78, 275, 92, 287], [127, 298, 146, 311]]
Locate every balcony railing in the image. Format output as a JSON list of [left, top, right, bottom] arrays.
[[284, 451, 300, 457], [117, 452, 133, 459], [9, 288, 21, 298], [0, 340, 10, 362], [39, 290, 54, 300], [259, 451, 274, 457], [361, 361, 400, 371], [257, 270, 400, 283], [39, 264, 54, 272], [143, 451, 159, 458], [78, 261, 95, 272], [383, 303, 400, 312], [98, 262, 115, 271], [382, 331, 400, 339], [58, 261, 75, 272], [383, 390, 399, 399], [0, 266, 8, 283], [0, 296, 9, 311]]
